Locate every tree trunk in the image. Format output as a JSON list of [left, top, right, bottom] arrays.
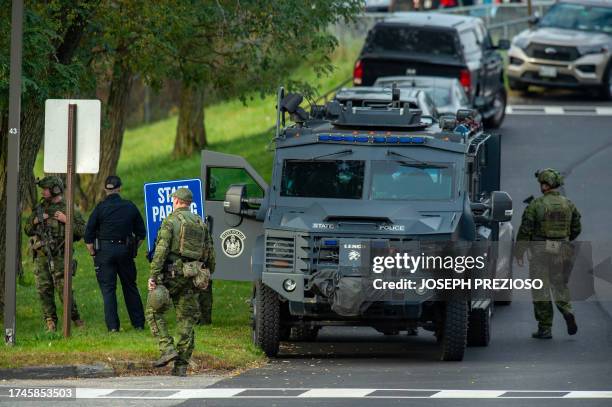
[[0, 2, 92, 313], [173, 82, 206, 158], [82, 62, 133, 209]]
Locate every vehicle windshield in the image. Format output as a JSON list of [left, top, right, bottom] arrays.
[[371, 161, 455, 200], [540, 3, 612, 33], [281, 160, 365, 199], [422, 87, 452, 107], [367, 26, 459, 57]]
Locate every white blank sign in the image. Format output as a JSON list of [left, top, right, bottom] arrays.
[[44, 99, 101, 174]]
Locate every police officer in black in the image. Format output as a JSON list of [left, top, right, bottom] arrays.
[[85, 176, 146, 331]]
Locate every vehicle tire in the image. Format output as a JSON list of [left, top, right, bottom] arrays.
[[467, 306, 492, 347], [598, 64, 612, 101], [290, 326, 320, 342], [252, 280, 280, 357], [508, 78, 528, 92], [484, 88, 507, 129], [439, 300, 468, 361]]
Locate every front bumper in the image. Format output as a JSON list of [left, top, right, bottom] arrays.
[[507, 45, 610, 89]]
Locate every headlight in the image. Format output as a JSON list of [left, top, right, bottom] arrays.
[[512, 37, 529, 50], [283, 279, 297, 292], [577, 43, 609, 56]]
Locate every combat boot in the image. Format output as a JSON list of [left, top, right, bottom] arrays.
[[45, 319, 56, 332], [73, 319, 85, 328], [153, 349, 179, 368], [532, 327, 552, 339], [563, 312, 578, 335], [171, 364, 188, 377]]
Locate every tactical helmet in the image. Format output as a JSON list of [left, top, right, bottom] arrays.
[[535, 168, 563, 188], [148, 285, 170, 312], [36, 176, 64, 196], [172, 187, 193, 202]]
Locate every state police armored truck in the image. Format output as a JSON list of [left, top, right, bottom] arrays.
[[201, 88, 514, 361]]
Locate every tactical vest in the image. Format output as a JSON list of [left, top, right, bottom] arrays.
[[537, 194, 573, 240], [170, 211, 207, 261]]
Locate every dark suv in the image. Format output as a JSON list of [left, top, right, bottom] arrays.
[[354, 12, 509, 128]]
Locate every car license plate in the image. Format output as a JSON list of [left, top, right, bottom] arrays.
[[539, 66, 557, 78]]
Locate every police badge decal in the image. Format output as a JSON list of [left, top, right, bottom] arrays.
[[220, 229, 246, 258]]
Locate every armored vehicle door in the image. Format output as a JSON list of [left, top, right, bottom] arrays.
[[478, 133, 501, 195], [202, 150, 267, 281]]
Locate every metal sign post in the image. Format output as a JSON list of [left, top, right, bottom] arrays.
[[4, 0, 24, 346], [62, 104, 77, 338], [44, 99, 100, 338]]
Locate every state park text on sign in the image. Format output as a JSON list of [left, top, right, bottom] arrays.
[[143, 179, 204, 252]]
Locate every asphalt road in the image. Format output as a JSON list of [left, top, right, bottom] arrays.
[[2, 96, 612, 407]]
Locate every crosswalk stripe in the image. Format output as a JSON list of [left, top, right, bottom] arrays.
[[298, 388, 375, 398], [564, 391, 612, 398], [431, 390, 506, 398], [506, 105, 612, 116], [63, 388, 612, 399]]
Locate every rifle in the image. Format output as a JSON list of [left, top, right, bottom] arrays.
[[35, 206, 60, 272]]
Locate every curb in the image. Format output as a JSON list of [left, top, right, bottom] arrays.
[[0, 363, 114, 380]]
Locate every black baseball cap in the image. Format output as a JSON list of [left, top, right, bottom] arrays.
[[105, 175, 122, 190]]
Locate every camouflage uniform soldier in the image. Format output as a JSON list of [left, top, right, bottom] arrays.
[[146, 188, 215, 376], [515, 169, 581, 339], [24, 176, 86, 332]]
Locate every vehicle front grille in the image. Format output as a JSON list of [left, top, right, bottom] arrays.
[[522, 71, 578, 84], [265, 236, 295, 270], [526, 43, 579, 62]]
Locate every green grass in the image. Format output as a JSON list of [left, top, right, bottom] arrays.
[[1, 43, 360, 373]]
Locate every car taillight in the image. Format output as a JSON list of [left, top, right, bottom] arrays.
[[459, 69, 471, 93], [353, 60, 363, 86]]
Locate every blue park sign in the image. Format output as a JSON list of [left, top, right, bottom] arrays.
[[143, 178, 204, 252]]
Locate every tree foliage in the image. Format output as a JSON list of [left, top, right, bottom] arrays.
[[0, 0, 362, 312]]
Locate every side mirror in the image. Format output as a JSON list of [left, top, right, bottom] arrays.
[[224, 184, 247, 215], [497, 39, 510, 50], [528, 15, 540, 26], [491, 191, 513, 222]]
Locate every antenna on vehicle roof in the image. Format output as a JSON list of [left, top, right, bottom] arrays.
[[275, 86, 285, 139], [391, 83, 400, 108]]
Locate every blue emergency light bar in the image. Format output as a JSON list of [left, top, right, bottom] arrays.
[[317, 134, 426, 144], [323, 239, 339, 246]]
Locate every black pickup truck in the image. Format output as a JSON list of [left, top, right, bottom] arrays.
[[354, 12, 510, 128]]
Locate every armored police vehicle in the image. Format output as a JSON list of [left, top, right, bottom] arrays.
[[201, 88, 514, 361]]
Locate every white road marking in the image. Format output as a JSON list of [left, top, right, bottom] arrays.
[[431, 390, 506, 398], [60, 387, 612, 399], [564, 391, 612, 398], [543, 106, 565, 115], [75, 388, 115, 398], [506, 105, 612, 116], [298, 388, 375, 398]]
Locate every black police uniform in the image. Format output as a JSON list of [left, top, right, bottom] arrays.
[[85, 176, 146, 331]]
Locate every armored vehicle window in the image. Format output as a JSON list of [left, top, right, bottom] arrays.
[[367, 26, 459, 57], [208, 167, 264, 201], [371, 161, 454, 201], [281, 160, 364, 199]]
